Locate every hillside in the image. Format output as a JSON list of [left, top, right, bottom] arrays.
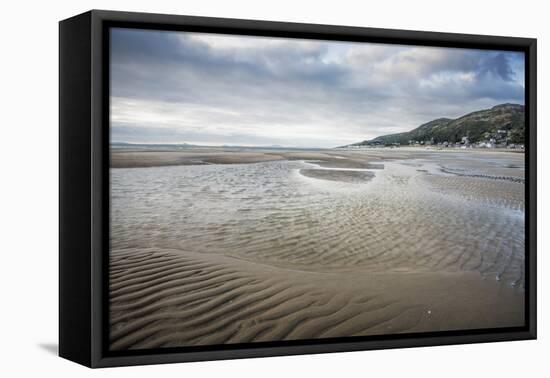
[[350, 103, 525, 146]]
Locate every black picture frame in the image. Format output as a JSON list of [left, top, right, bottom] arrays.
[[59, 9, 537, 368]]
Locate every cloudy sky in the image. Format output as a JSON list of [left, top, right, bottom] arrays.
[[110, 28, 525, 148]]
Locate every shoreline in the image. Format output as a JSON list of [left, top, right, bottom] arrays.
[[110, 147, 524, 169]]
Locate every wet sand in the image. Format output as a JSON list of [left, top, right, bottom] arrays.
[[109, 147, 525, 350], [110, 148, 385, 169], [299, 169, 375, 183], [110, 150, 285, 168]]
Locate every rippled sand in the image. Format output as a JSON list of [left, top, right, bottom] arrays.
[[109, 148, 525, 350], [299, 169, 375, 183]]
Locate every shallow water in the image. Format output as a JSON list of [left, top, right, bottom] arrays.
[[110, 152, 525, 287]]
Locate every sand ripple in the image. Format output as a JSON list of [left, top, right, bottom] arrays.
[[109, 150, 526, 350], [299, 169, 375, 183], [109, 248, 524, 350]]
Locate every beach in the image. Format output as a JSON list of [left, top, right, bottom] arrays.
[[109, 147, 525, 350]]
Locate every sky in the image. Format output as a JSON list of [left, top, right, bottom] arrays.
[[110, 28, 525, 148]]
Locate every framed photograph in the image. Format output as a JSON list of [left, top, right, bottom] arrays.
[[59, 10, 536, 368]]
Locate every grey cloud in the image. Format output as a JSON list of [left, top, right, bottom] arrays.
[[110, 28, 525, 147]]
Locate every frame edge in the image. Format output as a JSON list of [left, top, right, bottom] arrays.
[[59, 11, 94, 368]]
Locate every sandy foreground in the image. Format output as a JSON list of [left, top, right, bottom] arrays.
[[110, 248, 523, 350], [109, 147, 525, 350]]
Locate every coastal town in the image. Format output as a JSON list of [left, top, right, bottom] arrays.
[[344, 129, 525, 150], [341, 104, 525, 151]]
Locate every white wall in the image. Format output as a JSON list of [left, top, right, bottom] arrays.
[[1, 0, 546, 376]]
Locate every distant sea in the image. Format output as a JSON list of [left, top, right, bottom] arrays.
[[110, 142, 328, 151]]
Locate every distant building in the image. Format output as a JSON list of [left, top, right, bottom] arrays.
[[478, 141, 495, 148]]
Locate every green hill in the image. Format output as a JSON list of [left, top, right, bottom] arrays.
[[350, 103, 525, 146]]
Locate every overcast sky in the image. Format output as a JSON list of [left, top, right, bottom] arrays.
[[110, 28, 525, 148]]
